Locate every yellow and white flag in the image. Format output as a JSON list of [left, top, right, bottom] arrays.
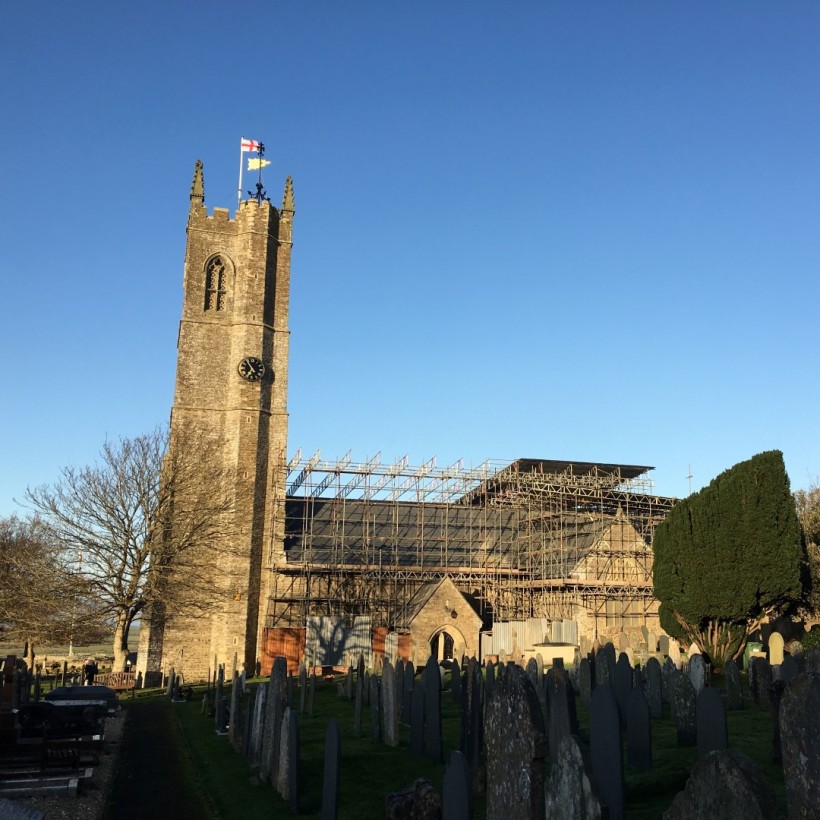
[[248, 158, 272, 171]]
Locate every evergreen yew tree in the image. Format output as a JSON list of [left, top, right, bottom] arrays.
[[653, 450, 802, 666]]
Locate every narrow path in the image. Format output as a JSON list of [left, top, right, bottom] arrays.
[[103, 699, 216, 820]]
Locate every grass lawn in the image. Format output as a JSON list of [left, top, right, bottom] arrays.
[[165, 669, 786, 819]]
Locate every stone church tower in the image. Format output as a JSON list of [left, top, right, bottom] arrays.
[[137, 161, 293, 682]]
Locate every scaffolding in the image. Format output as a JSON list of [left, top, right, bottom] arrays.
[[265, 453, 677, 634]]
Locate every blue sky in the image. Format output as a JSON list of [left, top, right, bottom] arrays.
[[2, 2, 819, 515]]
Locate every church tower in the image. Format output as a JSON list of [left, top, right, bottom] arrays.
[[138, 161, 293, 681]]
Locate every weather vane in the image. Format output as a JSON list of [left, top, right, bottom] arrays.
[[247, 142, 270, 203]]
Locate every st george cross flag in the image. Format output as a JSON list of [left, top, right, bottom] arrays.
[[241, 137, 261, 152]]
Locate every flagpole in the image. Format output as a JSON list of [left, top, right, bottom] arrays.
[[237, 137, 245, 210]]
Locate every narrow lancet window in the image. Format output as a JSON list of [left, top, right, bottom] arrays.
[[204, 256, 227, 311]]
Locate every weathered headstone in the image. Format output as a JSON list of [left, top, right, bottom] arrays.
[[299, 662, 308, 713], [780, 671, 820, 818], [618, 632, 630, 652], [644, 657, 662, 719], [461, 658, 484, 794], [724, 659, 743, 711], [647, 631, 658, 654], [353, 675, 363, 738], [277, 707, 300, 812], [346, 666, 354, 700], [401, 660, 414, 725], [779, 654, 799, 685], [614, 653, 632, 729], [544, 735, 602, 820], [589, 685, 624, 820], [664, 749, 779, 820], [410, 679, 425, 757], [668, 639, 681, 668], [751, 657, 773, 712], [442, 750, 472, 820], [688, 653, 706, 695], [579, 657, 593, 707], [526, 657, 539, 692], [259, 657, 287, 784], [696, 686, 728, 758], [673, 674, 697, 746], [382, 659, 399, 747], [658, 634, 670, 657], [485, 660, 495, 703], [546, 666, 572, 765], [322, 718, 341, 820], [627, 687, 652, 771], [661, 657, 677, 705], [308, 672, 316, 717], [369, 673, 381, 743], [250, 682, 267, 766], [485, 664, 546, 820], [423, 655, 443, 764], [451, 657, 462, 706], [768, 632, 784, 666], [166, 667, 176, 699]]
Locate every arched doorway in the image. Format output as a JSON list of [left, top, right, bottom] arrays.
[[429, 625, 467, 663]]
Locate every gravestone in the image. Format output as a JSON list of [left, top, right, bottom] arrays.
[[229, 673, 244, 752], [451, 658, 462, 706], [526, 657, 539, 692], [401, 661, 414, 725], [423, 655, 443, 764], [382, 659, 399, 747], [166, 667, 176, 699], [396, 660, 404, 722], [614, 653, 632, 729], [696, 686, 728, 758], [627, 687, 652, 771], [308, 673, 316, 717], [688, 642, 701, 657], [770, 679, 785, 764], [485, 660, 495, 703], [461, 658, 484, 794], [658, 634, 670, 656], [647, 631, 657, 654], [618, 632, 630, 652], [410, 679, 425, 757], [644, 657, 662, 719], [276, 707, 292, 798], [369, 673, 381, 743], [751, 657, 773, 712], [673, 674, 697, 746], [287, 672, 294, 709], [485, 664, 546, 820], [665, 749, 779, 820], [299, 662, 307, 713], [668, 639, 681, 668], [259, 657, 288, 784], [346, 666, 353, 700], [688, 653, 706, 695], [363, 671, 370, 706], [724, 659, 743, 710], [357, 652, 365, 682], [589, 685, 624, 820], [442, 750, 472, 820], [544, 735, 603, 820], [250, 683, 267, 766], [243, 690, 254, 760], [546, 666, 572, 765], [780, 671, 820, 819], [768, 632, 784, 666], [354, 676, 363, 737], [579, 657, 593, 707], [661, 658, 677, 705], [535, 653, 544, 682], [779, 654, 799, 685], [322, 718, 341, 820]]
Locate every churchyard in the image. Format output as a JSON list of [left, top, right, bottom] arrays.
[[153, 639, 817, 819]]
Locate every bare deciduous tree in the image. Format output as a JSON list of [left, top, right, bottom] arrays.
[[795, 481, 820, 623], [25, 427, 236, 670]]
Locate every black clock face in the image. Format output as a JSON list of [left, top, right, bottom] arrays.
[[238, 356, 266, 382]]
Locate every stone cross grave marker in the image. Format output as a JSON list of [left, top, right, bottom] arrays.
[[485, 664, 546, 820], [590, 685, 624, 820]]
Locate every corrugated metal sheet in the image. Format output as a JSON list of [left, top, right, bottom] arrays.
[[384, 632, 398, 663], [348, 616, 372, 668], [524, 618, 551, 647], [305, 616, 347, 667], [483, 618, 578, 657]]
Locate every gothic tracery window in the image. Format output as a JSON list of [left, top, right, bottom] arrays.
[[204, 256, 227, 311]]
